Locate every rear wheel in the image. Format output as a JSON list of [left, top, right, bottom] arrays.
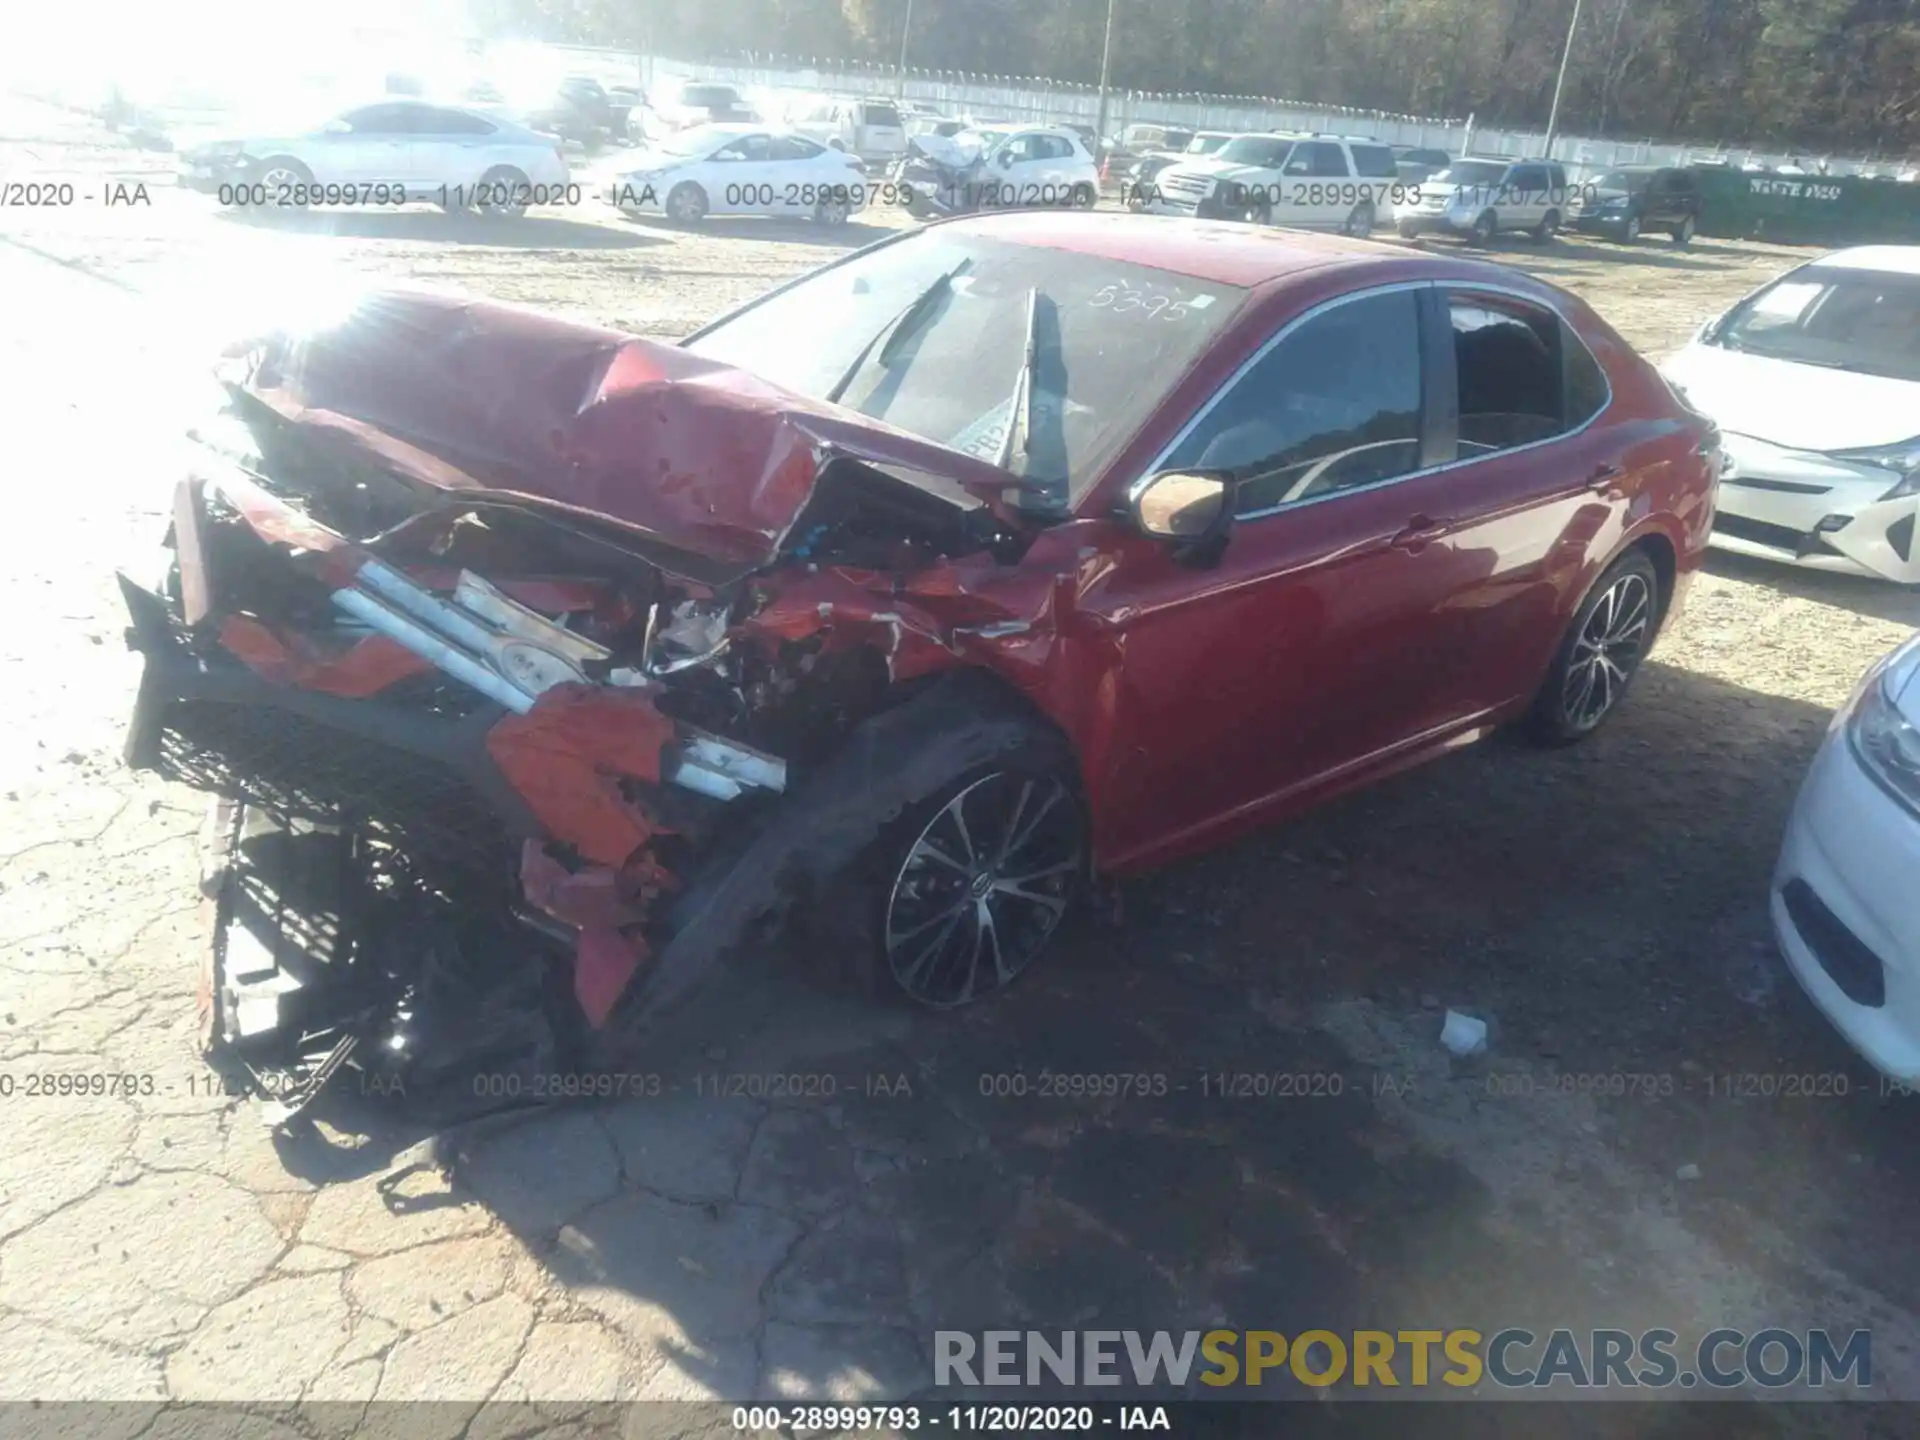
[[1531, 208, 1560, 242], [1343, 200, 1376, 237], [1672, 215, 1696, 247], [1471, 209, 1497, 245], [473, 165, 530, 219], [813, 195, 851, 226], [1527, 550, 1660, 744], [1070, 182, 1096, 209]]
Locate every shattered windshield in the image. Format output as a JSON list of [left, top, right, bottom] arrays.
[[1713, 267, 1920, 381], [683, 233, 1247, 510]]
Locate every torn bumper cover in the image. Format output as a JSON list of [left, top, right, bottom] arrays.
[[124, 471, 788, 1120]]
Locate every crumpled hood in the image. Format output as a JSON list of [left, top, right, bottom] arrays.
[[909, 132, 983, 169], [237, 286, 1021, 575]]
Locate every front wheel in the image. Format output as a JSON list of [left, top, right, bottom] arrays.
[[1239, 201, 1273, 226], [665, 181, 708, 224], [1527, 550, 1659, 744], [797, 685, 1088, 1008], [1621, 214, 1642, 244], [251, 157, 313, 208]]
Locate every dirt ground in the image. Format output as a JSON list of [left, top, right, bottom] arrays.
[[6, 93, 1920, 1434]]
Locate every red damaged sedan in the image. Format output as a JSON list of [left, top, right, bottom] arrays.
[[123, 212, 1716, 1118]]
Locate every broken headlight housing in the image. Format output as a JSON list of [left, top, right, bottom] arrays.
[[1831, 437, 1920, 500], [1848, 636, 1920, 816]]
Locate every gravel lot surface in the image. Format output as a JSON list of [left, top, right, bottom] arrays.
[[5, 94, 1920, 1435]]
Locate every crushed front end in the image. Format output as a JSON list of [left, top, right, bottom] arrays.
[[123, 287, 1039, 1125]]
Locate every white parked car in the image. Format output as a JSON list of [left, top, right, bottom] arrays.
[[786, 96, 908, 163], [606, 124, 868, 224], [648, 80, 760, 131], [1661, 246, 1920, 583], [1146, 133, 1400, 234], [894, 126, 1101, 215], [1392, 156, 1572, 244], [1774, 631, 1920, 1082], [177, 99, 571, 217]]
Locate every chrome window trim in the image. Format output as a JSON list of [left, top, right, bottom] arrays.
[[1139, 278, 1615, 524]]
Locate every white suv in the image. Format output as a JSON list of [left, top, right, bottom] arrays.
[[1392, 157, 1572, 244], [787, 97, 908, 164], [1143, 133, 1403, 234]]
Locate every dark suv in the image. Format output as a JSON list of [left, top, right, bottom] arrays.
[[1569, 165, 1702, 246]]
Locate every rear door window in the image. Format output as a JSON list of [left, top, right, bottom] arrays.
[[1288, 141, 1349, 177], [1446, 293, 1581, 453]]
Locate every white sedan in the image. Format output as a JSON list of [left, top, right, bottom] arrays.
[[177, 99, 571, 217], [1774, 632, 1920, 1082], [606, 125, 869, 224], [1661, 246, 1920, 583]]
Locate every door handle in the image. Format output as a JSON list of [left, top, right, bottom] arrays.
[[1586, 463, 1623, 492], [1390, 515, 1452, 550]]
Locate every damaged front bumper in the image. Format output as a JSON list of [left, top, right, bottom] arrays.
[[125, 467, 792, 1123]]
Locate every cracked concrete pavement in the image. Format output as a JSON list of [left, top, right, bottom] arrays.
[[10, 93, 1920, 1437]]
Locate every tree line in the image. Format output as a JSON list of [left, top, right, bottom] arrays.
[[477, 0, 1920, 155]]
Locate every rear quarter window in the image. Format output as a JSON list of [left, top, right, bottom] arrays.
[[1351, 145, 1398, 178], [1562, 320, 1611, 427]]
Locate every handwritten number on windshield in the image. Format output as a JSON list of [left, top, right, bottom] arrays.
[[1089, 283, 1191, 321]]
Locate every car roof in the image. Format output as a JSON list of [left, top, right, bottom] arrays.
[[935, 209, 1562, 290], [1816, 246, 1920, 275]]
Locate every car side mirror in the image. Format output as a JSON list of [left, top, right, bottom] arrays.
[[1127, 470, 1234, 565]]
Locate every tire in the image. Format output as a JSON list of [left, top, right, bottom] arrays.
[[1070, 182, 1096, 209], [1531, 208, 1559, 243], [1672, 215, 1696, 247], [1471, 209, 1497, 245], [1343, 200, 1375, 237], [1527, 549, 1660, 745], [1239, 201, 1272, 226], [795, 681, 1088, 1009], [1397, 221, 1419, 240], [812, 195, 851, 226], [251, 156, 313, 208], [1622, 214, 1642, 244], [665, 181, 708, 224], [473, 165, 530, 219]]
